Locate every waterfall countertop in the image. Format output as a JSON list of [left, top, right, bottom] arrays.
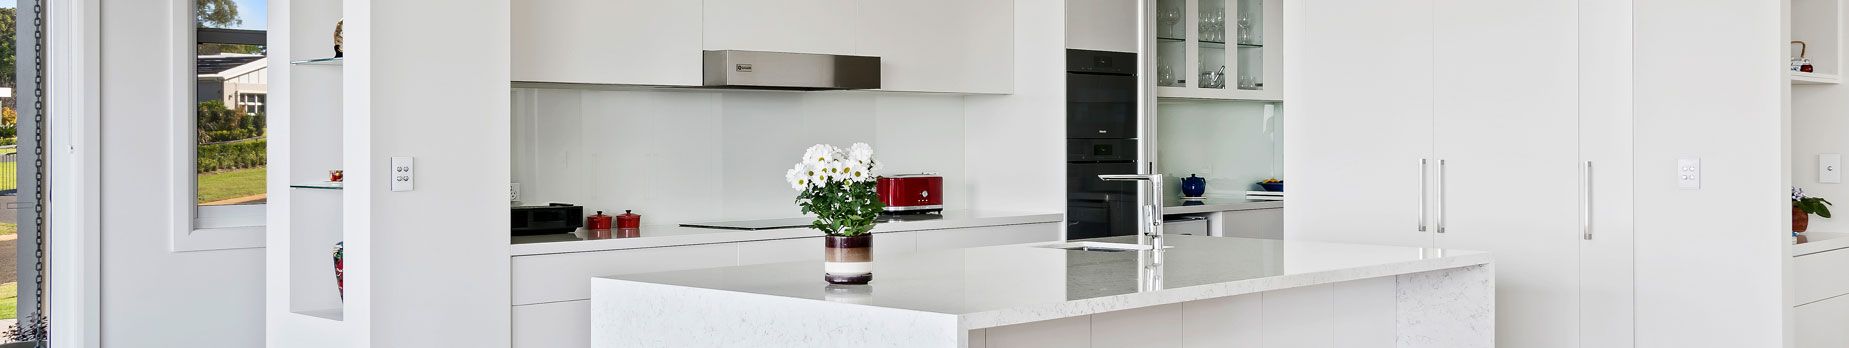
[[509, 210, 1062, 256], [591, 235, 1492, 338]]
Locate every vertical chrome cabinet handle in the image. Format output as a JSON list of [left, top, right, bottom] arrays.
[[1437, 159, 1447, 233], [1583, 161, 1594, 240], [1419, 159, 1429, 232]]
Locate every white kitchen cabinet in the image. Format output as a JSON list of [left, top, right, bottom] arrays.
[[513, 300, 590, 348], [509, 243, 737, 306], [916, 223, 1063, 251], [1797, 246, 1849, 348], [1430, 1, 1581, 347], [512, 0, 1011, 93], [1214, 208, 1281, 239], [511, 0, 702, 86], [858, 0, 1014, 94], [1796, 247, 1849, 304], [1285, 0, 1435, 248], [1798, 294, 1849, 348], [703, 0, 860, 55], [1576, 0, 1636, 344], [1152, 0, 1284, 101], [1285, 0, 1632, 347], [510, 223, 1057, 347], [1067, 0, 1141, 52]]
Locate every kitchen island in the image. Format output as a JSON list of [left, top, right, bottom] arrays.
[[590, 235, 1493, 348]]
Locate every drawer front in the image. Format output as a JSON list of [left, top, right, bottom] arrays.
[[1798, 294, 1849, 348], [511, 243, 737, 305], [1218, 208, 1284, 239], [915, 223, 1060, 252], [1796, 248, 1849, 304], [513, 300, 590, 348]]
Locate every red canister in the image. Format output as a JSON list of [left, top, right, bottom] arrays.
[[586, 211, 613, 230], [616, 210, 642, 229]]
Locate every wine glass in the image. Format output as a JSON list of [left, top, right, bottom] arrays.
[[1158, 64, 1176, 87], [1160, 5, 1181, 38]]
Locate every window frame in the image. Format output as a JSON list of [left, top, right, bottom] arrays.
[[170, 13, 267, 251]]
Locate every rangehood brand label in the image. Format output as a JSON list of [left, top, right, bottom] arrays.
[[735, 64, 753, 72]]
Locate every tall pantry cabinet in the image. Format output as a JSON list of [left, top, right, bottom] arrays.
[[1284, 0, 1634, 347]]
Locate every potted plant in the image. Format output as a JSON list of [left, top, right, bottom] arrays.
[[786, 143, 884, 284], [1794, 187, 1833, 233]]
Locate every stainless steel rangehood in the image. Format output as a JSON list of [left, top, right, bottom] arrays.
[[701, 50, 881, 90]]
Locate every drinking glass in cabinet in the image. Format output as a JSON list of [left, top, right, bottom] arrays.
[[1159, 64, 1178, 87]]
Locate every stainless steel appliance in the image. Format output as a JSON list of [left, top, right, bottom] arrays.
[[701, 50, 881, 90], [1066, 49, 1142, 241]]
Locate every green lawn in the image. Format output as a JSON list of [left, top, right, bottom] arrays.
[[197, 167, 267, 204], [0, 282, 18, 320], [0, 222, 15, 236]]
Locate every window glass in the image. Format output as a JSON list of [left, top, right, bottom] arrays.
[[0, 0, 21, 325], [195, 0, 266, 206]]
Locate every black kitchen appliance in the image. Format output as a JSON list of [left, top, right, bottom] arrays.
[[1066, 49, 1141, 241], [512, 203, 585, 236]]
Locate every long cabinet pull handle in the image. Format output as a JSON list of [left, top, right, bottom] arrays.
[[1419, 158, 1429, 232], [1583, 161, 1594, 240], [1437, 159, 1447, 234]]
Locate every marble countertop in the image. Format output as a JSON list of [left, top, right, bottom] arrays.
[[1796, 231, 1849, 256], [1161, 197, 1283, 215], [510, 210, 1062, 256], [594, 235, 1490, 329]]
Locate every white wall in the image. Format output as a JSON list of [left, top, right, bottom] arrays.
[[99, 0, 265, 345], [1793, 85, 1849, 231], [344, 0, 511, 346], [1156, 101, 1282, 198], [964, 0, 1069, 216], [510, 89, 969, 223], [1634, 0, 1790, 346]]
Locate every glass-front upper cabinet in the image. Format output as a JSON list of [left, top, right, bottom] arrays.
[[1154, 0, 1281, 101]]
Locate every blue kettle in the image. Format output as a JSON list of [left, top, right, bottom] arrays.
[[1180, 174, 1207, 198]]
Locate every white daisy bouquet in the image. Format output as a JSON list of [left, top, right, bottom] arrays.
[[786, 143, 886, 236]]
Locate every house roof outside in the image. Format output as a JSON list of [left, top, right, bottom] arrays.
[[197, 53, 265, 78]]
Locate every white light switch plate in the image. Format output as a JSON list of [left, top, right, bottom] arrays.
[[1677, 157, 1700, 189], [1823, 154, 1842, 184], [391, 157, 414, 192]]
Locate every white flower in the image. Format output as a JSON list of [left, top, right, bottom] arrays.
[[848, 143, 874, 165], [803, 144, 838, 167], [785, 163, 807, 190]]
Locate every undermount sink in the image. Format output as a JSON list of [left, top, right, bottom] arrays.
[[1035, 241, 1166, 252]]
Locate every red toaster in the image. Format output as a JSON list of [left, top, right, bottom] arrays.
[[876, 174, 943, 213]]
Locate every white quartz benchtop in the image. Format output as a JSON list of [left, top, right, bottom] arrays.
[[509, 210, 1061, 256], [594, 235, 1491, 330], [1796, 231, 1849, 256]]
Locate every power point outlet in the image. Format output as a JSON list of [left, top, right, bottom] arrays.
[[1677, 157, 1700, 190], [391, 157, 414, 192], [510, 182, 522, 202], [1823, 154, 1842, 184]]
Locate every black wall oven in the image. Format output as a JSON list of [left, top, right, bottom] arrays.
[[1066, 49, 1141, 241]]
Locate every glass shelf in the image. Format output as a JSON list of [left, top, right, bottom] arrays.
[[290, 181, 344, 190], [1158, 36, 1186, 43], [290, 57, 344, 66]]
